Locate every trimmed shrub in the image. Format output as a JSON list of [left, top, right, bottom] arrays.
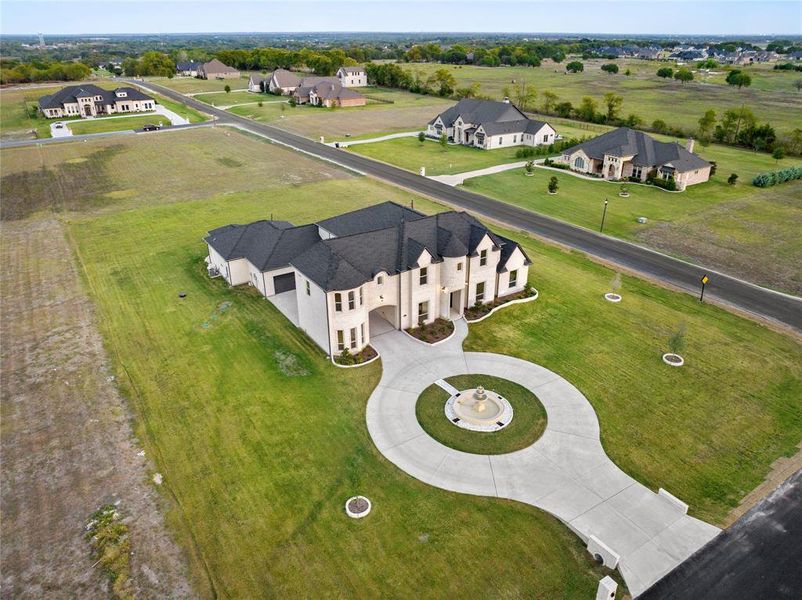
[[752, 166, 802, 187]]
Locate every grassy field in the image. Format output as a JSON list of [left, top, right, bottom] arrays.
[[194, 90, 266, 106], [229, 87, 451, 140], [416, 374, 547, 454], [67, 114, 161, 135], [400, 59, 802, 138], [147, 73, 256, 94], [351, 137, 524, 175], [5, 127, 800, 596]]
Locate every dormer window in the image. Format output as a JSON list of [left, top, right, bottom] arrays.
[[377, 275, 384, 285]]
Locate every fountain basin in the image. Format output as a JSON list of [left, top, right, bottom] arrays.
[[445, 387, 514, 432]]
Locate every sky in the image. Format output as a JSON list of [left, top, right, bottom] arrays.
[[1, 0, 801, 36]]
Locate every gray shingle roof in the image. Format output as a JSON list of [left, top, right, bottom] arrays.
[[339, 66, 365, 74], [480, 118, 551, 136], [271, 69, 301, 88], [38, 85, 152, 110], [176, 61, 202, 71], [317, 201, 425, 236], [563, 127, 711, 173], [430, 98, 553, 139], [201, 59, 239, 75]]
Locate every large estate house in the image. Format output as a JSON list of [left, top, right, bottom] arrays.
[[205, 202, 531, 356], [427, 98, 556, 150], [264, 67, 367, 107], [556, 127, 711, 190], [197, 59, 240, 79], [176, 61, 203, 77], [38, 85, 155, 119]]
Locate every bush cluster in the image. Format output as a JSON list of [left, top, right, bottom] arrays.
[[752, 166, 802, 187]]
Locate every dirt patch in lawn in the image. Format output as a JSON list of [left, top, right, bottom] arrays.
[[0, 218, 193, 598]]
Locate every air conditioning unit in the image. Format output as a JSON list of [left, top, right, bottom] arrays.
[[207, 266, 220, 278]]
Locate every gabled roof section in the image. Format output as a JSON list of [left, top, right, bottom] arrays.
[[428, 98, 528, 127], [205, 220, 321, 271], [339, 66, 365, 74], [316, 201, 425, 237], [271, 68, 301, 88], [202, 59, 238, 74], [563, 127, 710, 173], [38, 85, 152, 109]]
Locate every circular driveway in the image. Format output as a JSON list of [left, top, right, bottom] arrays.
[[367, 318, 719, 597]]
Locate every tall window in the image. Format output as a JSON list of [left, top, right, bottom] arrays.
[[337, 330, 345, 351], [457, 262, 463, 271], [377, 275, 384, 285], [509, 270, 518, 288], [305, 280, 311, 296], [574, 157, 585, 170], [498, 137, 503, 145], [348, 291, 355, 310], [360, 323, 365, 345], [350, 327, 357, 349], [476, 282, 485, 303], [359, 287, 363, 306], [418, 301, 429, 326], [419, 267, 428, 285], [543, 134, 549, 142], [334, 293, 342, 311], [479, 249, 488, 267]]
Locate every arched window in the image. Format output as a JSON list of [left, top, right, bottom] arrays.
[[574, 157, 585, 170]]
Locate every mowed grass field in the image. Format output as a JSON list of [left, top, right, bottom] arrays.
[[147, 72, 257, 94], [229, 87, 451, 140], [67, 114, 161, 135], [194, 90, 266, 105], [4, 128, 800, 596], [400, 59, 802, 137]]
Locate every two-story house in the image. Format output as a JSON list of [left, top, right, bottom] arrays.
[[205, 202, 531, 357], [38, 85, 156, 118], [336, 66, 367, 87]]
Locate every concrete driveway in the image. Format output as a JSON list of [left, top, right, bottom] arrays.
[[367, 318, 719, 597]]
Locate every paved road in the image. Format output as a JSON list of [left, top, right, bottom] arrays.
[[641, 468, 802, 599], [65, 80, 802, 332], [367, 317, 720, 597]]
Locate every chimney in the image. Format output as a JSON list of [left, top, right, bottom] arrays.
[[502, 96, 510, 104], [686, 137, 695, 153]]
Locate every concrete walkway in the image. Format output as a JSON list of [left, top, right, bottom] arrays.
[[429, 161, 529, 186], [326, 131, 421, 148], [367, 318, 719, 597]]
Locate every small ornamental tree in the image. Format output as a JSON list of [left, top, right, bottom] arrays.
[[224, 84, 231, 93], [418, 131, 425, 143], [601, 63, 619, 74], [257, 100, 263, 107], [439, 132, 447, 149], [625, 68, 632, 76], [548, 176, 559, 194], [288, 96, 297, 107], [656, 67, 674, 78], [728, 173, 739, 185], [667, 323, 687, 357], [525, 160, 535, 174], [674, 68, 694, 83], [610, 272, 622, 294], [772, 147, 786, 162], [566, 61, 584, 73]]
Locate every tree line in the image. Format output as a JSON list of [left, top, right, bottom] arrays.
[[0, 59, 91, 84]]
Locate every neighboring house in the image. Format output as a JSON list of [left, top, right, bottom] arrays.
[[336, 66, 367, 87], [176, 61, 203, 77], [38, 84, 155, 119], [197, 59, 240, 79], [427, 98, 556, 150], [556, 127, 711, 190], [248, 75, 267, 92], [292, 79, 367, 107], [205, 202, 531, 356], [267, 68, 301, 94]]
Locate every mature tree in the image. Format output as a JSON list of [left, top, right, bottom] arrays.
[[697, 59, 719, 69], [674, 68, 694, 83], [738, 123, 776, 151], [787, 128, 802, 154], [652, 119, 668, 133], [137, 51, 176, 77], [698, 109, 716, 139], [122, 57, 138, 77], [541, 90, 558, 113], [714, 106, 756, 143], [427, 68, 457, 96], [555, 101, 573, 118], [454, 82, 481, 99], [577, 96, 598, 121], [566, 61, 584, 73], [725, 70, 752, 89], [514, 82, 537, 110], [656, 66, 674, 78], [603, 92, 624, 122], [623, 114, 642, 127], [601, 63, 619, 74]]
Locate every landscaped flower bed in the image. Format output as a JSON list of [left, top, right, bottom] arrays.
[[465, 286, 537, 321], [405, 318, 454, 344], [334, 345, 378, 366]]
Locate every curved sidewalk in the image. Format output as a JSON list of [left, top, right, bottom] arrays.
[[366, 319, 719, 597]]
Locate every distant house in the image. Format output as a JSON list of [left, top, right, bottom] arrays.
[[267, 68, 301, 94], [427, 98, 556, 150], [38, 84, 155, 119], [336, 66, 367, 87], [248, 75, 267, 92], [198, 59, 240, 80], [205, 202, 531, 356], [556, 127, 711, 190], [292, 79, 367, 107], [176, 61, 203, 77]]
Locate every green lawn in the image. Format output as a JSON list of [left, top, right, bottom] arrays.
[[146, 93, 209, 123], [146, 73, 255, 94], [67, 115, 162, 135], [351, 136, 524, 175], [400, 60, 802, 138], [416, 374, 547, 454], [7, 127, 799, 597], [194, 90, 266, 106]]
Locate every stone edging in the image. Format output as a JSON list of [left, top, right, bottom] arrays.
[[444, 390, 514, 432], [344, 496, 372, 518], [604, 293, 622, 303], [331, 348, 381, 369], [662, 353, 685, 367], [465, 290, 539, 324], [401, 323, 457, 347]]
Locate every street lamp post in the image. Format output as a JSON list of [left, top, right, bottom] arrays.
[[600, 199, 609, 233]]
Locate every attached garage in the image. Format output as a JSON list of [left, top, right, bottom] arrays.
[[273, 272, 296, 294]]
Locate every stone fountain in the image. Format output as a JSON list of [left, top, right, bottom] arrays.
[[445, 384, 513, 432]]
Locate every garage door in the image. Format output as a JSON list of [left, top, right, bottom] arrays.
[[273, 272, 296, 294]]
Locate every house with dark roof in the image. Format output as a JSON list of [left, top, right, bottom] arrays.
[[293, 79, 367, 107], [427, 98, 556, 150], [38, 84, 155, 119], [176, 61, 203, 77], [556, 127, 711, 190], [197, 59, 240, 80], [248, 74, 267, 92], [205, 202, 531, 356], [336, 66, 367, 87], [267, 68, 302, 94]]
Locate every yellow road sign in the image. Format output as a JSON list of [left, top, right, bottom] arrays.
[[701, 274, 709, 285]]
